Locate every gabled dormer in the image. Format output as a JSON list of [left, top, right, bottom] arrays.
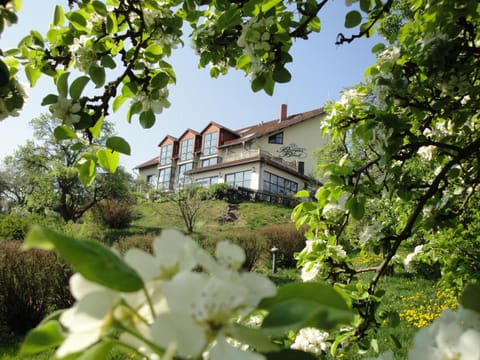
[[158, 135, 178, 166], [177, 129, 201, 162], [200, 122, 239, 155]]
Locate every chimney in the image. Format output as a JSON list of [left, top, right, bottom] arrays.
[[279, 104, 287, 122]]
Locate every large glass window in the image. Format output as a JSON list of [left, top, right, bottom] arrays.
[[159, 144, 172, 165], [263, 171, 298, 195], [195, 176, 218, 188], [225, 170, 252, 188], [158, 167, 171, 190], [268, 132, 283, 144], [202, 157, 218, 167], [177, 162, 193, 187], [180, 138, 193, 161], [203, 132, 218, 155]]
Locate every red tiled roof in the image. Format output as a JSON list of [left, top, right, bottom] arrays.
[[134, 156, 159, 169], [220, 107, 324, 147]]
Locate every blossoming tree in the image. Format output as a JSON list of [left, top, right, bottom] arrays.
[[1, 0, 480, 359]]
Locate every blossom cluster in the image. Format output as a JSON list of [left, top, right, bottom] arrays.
[[56, 229, 276, 359], [236, 15, 276, 80], [291, 327, 330, 355]]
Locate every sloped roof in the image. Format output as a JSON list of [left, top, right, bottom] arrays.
[[134, 156, 159, 169], [220, 107, 324, 147]]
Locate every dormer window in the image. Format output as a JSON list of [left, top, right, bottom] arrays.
[[159, 144, 172, 165], [180, 138, 193, 161], [203, 132, 218, 155], [268, 132, 283, 144]]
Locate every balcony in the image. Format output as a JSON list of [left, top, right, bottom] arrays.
[[221, 148, 298, 171]]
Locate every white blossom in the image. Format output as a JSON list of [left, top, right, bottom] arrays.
[[359, 222, 383, 245], [403, 245, 424, 273], [417, 145, 435, 161], [291, 327, 330, 355], [409, 307, 480, 360], [51, 96, 81, 125]]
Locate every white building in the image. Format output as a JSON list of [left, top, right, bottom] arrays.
[[134, 105, 327, 196]]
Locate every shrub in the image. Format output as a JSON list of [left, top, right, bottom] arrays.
[[0, 241, 74, 336], [113, 234, 155, 255], [207, 183, 239, 202], [226, 230, 268, 271], [0, 213, 66, 241], [94, 197, 136, 229], [258, 223, 307, 268]]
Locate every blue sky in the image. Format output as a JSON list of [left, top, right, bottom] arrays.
[[0, 0, 381, 173]]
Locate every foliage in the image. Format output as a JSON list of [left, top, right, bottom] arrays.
[[258, 223, 307, 268], [20, 227, 353, 359], [169, 185, 207, 233], [0, 212, 66, 240], [207, 183, 239, 202], [112, 233, 154, 255], [93, 196, 136, 229], [0, 240, 73, 336]]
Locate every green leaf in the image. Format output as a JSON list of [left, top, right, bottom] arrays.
[[54, 125, 78, 140], [87, 117, 102, 140], [346, 196, 365, 220], [112, 95, 127, 112], [77, 159, 96, 186], [56, 72, 70, 98], [371, 42, 386, 54], [145, 44, 163, 63], [227, 325, 279, 352], [460, 282, 480, 313], [101, 55, 116, 69], [295, 189, 310, 198], [69, 76, 90, 100], [150, 71, 169, 89], [20, 321, 64, 355], [217, 7, 241, 30], [24, 226, 144, 292], [106, 136, 131, 155], [106, 13, 118, 33], [359, 0, 372, 12], [92, 0, 108, 16], [89, 65, 105, 88], [41, 94, 58, 106], [25, 65, 41, 87], [264, 76, 275, 96], [78, 341, 113, 360], [307, 17, 321, 32], [264, 349, 318, 360], [236, 54, 250, 70], [97, 148, 120, 173], [139, 110, 155, 129], [260, 282, 353, 333], [261, 0, 282, 13], [127, 101, 142, 123], [345, 10, 362, 28], [69, 11, 87, 31], [53, 5, 65, 26], [273, 67, 291, 83]]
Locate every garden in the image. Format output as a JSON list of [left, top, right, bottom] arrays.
[[1, 0, 479, 359]]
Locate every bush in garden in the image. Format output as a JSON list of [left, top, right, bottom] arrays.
[[113, 234, 155, 255], [258, 223, 307, 268], [225, 229, 268, 271], [0, 240, 74, 336], [0, 212, 66, 240], [93, 197, 136, 229], [207, 183, 239, 202]]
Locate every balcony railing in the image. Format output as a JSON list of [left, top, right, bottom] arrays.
[[220, 148, 297, 171]]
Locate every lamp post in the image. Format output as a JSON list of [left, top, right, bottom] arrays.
[[270, 246, 279, 274]]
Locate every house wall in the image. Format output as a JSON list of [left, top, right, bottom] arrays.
[[252, 114, 326, 177], [137, 165, 158, 187]]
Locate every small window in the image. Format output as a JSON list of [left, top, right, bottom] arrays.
[[268, 132, 283, 144]]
